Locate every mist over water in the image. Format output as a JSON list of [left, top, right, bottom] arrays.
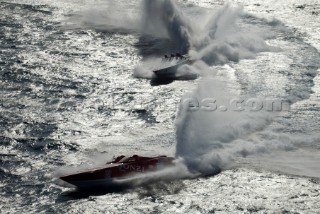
[[189, 5, 272, 65]]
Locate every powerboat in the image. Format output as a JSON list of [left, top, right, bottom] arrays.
[[59, 155, 174, 189], [153, 53, 191, 78]]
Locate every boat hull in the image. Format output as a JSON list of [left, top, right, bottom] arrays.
[[59, 155, 174, 188], [153, 56, 191, 78]]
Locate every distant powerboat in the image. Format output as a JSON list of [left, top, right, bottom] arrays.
[[153, 53, 191, 78], [59, 155, 174, 189]]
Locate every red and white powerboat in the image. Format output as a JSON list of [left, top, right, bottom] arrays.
[[59, 155, 174, 188]]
